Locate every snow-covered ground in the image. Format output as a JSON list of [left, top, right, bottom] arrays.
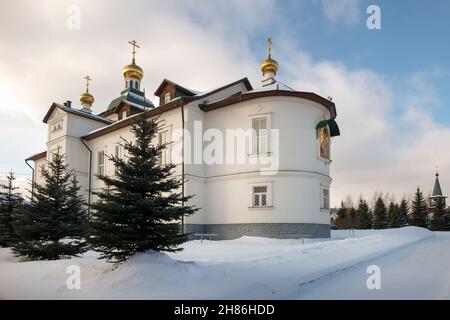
[[0, 227, 446, 300]]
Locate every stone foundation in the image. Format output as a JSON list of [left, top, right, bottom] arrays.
[[185, 223, 330, 240]]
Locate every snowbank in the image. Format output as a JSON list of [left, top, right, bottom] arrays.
[[0, 227, 434, 299]]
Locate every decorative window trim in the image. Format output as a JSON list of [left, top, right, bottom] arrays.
[[249, 182, 273, 209]]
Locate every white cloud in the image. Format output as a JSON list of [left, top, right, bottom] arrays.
[[321, 0, 362, 25]]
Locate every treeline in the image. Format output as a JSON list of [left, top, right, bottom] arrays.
[[333, 189, 450, 231], [0, 117, 196, 263]]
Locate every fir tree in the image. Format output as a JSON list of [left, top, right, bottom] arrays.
[[410, 188, 428, 228], [372, 197, 389, 229], [398, 199, 409, 227], [12, 154, 88, 260], [357, 199, 372, 229], [334, 201, 348, 229], [429, 199, 447, 231], [0, 171, 22, 247], [88, 117, 197, 263], [388, 202, 400, 228]]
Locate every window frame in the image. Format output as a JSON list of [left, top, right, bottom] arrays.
[[321, 186, 330, 211], [164, 92, 172, 104], [158, 129, 170, 166], [249, 113, 272, 156], [97, 150, 105, 176], [249, 182, 273, 209]]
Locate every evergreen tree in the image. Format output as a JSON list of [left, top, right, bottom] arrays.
[[348, 206, 359, 229], [357, 199, 372, 229], [89, 117, 197, 263], [334, 201, 348, 229], [429, 199, 447, 231], [12, 154, 88, 260], [410, 188, 428, 228], [372, 197, 389, 229], [398, 199, 409, 227], [388, 202, 400, 228], [0, 171, 22, 247]]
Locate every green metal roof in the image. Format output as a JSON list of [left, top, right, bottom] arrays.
[[432, 173, 444, 196], [316, 119, 341, 137], [107, 88, 154, 111]]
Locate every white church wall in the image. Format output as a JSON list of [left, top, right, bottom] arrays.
[[203, 173, 331, 225]]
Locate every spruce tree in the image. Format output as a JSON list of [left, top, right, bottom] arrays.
[[410, 188, 428, 228], [12, 154, 88, 260], [388, 202, 400, 228], [89, 117, 197, 263], [334, 201, 347, 229], [398, 199, 409, 227], [357, 199, 372, 229], [429, 199, 447, 231], [0, 171, 22, 247], [372, 197, 389, 229]]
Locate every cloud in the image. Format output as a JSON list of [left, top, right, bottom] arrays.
[[321, 0, 362, 26]]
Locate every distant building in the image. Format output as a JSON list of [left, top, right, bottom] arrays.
[[428, 171, 447, 210]]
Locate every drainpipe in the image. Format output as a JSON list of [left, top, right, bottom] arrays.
[[80, 139, 92, 216], [25, 159, 34, 200], [181, 98, 185, 233]]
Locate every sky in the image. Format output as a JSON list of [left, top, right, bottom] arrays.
[[0, 0, 450, 206]]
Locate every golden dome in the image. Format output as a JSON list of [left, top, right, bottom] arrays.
[[80, 92, 94, 106], [122, 63, 144, 80], [260, 58, 279, 75]]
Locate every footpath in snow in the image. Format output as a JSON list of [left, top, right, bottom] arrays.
[[0, 227, 434, 299]]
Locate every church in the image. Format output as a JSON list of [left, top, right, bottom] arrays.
[[25, 40, 340, 240]]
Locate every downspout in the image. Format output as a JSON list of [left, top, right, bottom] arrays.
[[81, 139, 92, 216], [181, 98, 185, 233], [25, 159, 34, 200]]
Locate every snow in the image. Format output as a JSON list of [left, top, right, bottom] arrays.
[[0, 227, 445, 300]]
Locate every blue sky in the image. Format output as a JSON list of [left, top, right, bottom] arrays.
[[0, 0, 449, 204]]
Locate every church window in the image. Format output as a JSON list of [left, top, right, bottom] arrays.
[[114, 145, 123, 174], [252, 117, 268, 154], [122, 110, 127, 119], [164, 92, 171, 104], [97, 150, 105, 175], [321, 187, 330, 210], [51, 120, 63, 132], [251, 184, 272, 208], [158, 130, 170, 165]]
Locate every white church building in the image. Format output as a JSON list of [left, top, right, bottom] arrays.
[[26, 40, 340, 239]]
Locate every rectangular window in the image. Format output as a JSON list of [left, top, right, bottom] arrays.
[[164, 92, 171, 104], [114, 145, 123, 174], [321, 188, 330, 210], [51, 120, 63, 132], [121, 110, 127, 119], [158, 130, 169, 165], [97, 150, 105, 175], [252, 117, 268, 154], [253, 185, 268, 208]]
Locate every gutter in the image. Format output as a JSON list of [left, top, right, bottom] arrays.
[[25, 159, 35, 200], [181, 98, 185, 233], [80, 139, 93, 216]]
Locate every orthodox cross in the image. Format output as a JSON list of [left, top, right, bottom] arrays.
[[84, 75, 92, 93], [128, 40, 140, 63], [267, 37, 273, 59]]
